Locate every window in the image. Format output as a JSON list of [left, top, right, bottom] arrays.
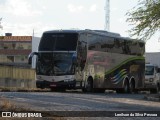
[[39, 33, 78, 51]]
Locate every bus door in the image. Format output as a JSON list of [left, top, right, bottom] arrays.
[[76, 33, 87, 85]]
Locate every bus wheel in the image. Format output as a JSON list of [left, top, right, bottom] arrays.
[[129, 80, 135, 93], [124, 80, 130, 93], [83, 78, 93, 92]]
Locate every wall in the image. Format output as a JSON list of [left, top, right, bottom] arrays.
[[0, 65, 36, 88]]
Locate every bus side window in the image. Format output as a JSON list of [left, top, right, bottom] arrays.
[[122, 40, 131, 54]]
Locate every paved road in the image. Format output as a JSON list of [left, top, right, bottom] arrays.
[[0, 91, 160, 111], [0, 91, 160, 119]]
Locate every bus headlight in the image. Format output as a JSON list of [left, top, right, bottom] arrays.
[[64, 79, 69, 82], [149, 78, 153, 82]]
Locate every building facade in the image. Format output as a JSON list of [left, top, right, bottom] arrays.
[[0, 36, 32, 63]]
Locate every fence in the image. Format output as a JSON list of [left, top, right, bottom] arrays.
[[0, 64, 36, 89]]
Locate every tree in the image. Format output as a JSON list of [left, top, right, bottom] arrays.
[[126, 0, 160, 41]]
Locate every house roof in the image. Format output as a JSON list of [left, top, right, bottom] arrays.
[[0, 36, 32, 42]]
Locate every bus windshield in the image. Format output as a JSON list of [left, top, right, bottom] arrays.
[[36, 52, 76, 76], [38, 33, 78, 51], [145, 66, 154, 75]]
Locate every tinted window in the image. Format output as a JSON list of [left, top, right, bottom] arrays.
[[36, 52, 75, 75], [145, 66, 154, 75], [88, 33, 145, 56], [39, 33, 78, 51]]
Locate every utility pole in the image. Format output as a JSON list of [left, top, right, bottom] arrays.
[[104, 0, 110, 31]]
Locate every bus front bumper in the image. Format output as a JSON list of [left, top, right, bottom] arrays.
[[36, 80, 50, 89], [50, 80, 76, 89]]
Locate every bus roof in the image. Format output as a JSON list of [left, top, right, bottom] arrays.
[[43, 30, 81, 34], [43, 29, 144, 43]]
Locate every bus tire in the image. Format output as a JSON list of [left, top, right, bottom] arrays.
[[83, 77, 93, 92], [129, 79, 135, 93], [123, 79, 130, 93]]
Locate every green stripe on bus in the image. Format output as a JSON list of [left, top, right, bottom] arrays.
[[105, 57, 144, 75]]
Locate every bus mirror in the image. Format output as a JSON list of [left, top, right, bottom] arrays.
[[158, 68, 160, 73], [28, 56, 32, 65], [28, 52, 38, 65]]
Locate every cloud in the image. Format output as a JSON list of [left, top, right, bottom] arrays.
[[67, 3, 98, 13], [118, 17, 127, 23], [67, 4, 84, 13], [89, 4, 97, 12], [0, 0, 42, 17]]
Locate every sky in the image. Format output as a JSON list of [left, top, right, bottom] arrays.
[[0, 0, 159, 52]]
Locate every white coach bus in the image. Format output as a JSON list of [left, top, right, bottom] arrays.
[[29, 29, 145, 93]]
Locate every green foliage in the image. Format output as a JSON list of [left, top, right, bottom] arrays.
[[126, 0, 160, 41]]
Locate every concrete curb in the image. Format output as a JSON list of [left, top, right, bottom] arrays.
[[0, 89, 51, 92], [144, 95, 160, 102]]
